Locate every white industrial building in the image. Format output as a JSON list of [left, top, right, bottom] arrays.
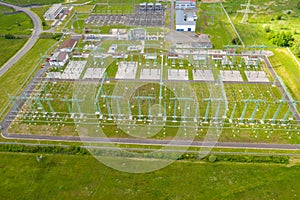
[[49, 52, 69, 67], [44, 4, 63, 20], [175, 0, 196, 9], [175, 9, 197, 32]]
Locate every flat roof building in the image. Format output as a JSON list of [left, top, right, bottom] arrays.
[[59, 39, 78, 53], [176, 9, 196, 32], [49, 52, 69, 67], [176, 0, 196, 9], [44, 4, 63, 20]]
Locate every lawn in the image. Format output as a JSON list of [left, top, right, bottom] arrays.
[[222, 0, 300, 46], [0, 5, 33, 35], [2, 0, 64, 6], [269, 48, 300, 100], [197, 3, 237, 49], [0, 38, 27, 67], [0, 39, 57, 121], [0, 152, 300, 199], [30, 6, 52, 30]]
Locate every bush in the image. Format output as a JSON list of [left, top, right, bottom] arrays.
[[264, 26, 271, 33], [294, 40, 300, 57], [208, 155, 217, 162], [269, 32, 294, 47], [276, 15, 282, 20], [4, 33, 16, 39], [232, 37, 241, 45]]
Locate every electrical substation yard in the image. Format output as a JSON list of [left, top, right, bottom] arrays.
[[3, 39, 300, 143], [1, 1, 299, 146]]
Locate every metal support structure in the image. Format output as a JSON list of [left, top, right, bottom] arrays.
[[259, 104, 270, 124], [250, 100, 265, 123], [101, 95, 124, 120], [239, 98, 264, 123], [229, 102, 237, 123], [170, 97, 194, 122], [224, 45, 240, 66], [144, 43, 159, 66], [132, 95, 155, 121]]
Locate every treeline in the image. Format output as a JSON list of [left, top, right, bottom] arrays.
[[1, 33, 63, 40], [1, 33, 30, 39], [0, 143, 290, 164], [0, 143, 89, 155], [39, 33, 63, 40], [178, 153, 289, 164]]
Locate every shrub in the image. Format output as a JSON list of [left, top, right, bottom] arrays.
[[276, 15, 282, 20], [264, 26, 271, 33], [208, 155, 217, 162], [232, 37, 241, 45], [4, 33, 16, 39], [269, 32, 294, 47], [294, 40, 300, 57]]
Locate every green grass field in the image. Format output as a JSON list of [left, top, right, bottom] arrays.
[[0, 38, 27, 67], [30, 6, 52, 30], [0, 39, 56, 121], [0, 152, 300, 200], [197, 3, 237, 49], [2, 0, 64, 6], [0, 5, 33, 35], [269, 48, 300, 100], [223, 0, 300, 45]]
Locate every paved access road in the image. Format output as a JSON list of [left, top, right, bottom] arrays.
[[2, 131, 300, 150], [0, 1, 42, 77]]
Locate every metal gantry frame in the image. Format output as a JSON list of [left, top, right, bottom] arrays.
[[144, 42, 160, 66], [132, 95, 155, 121]]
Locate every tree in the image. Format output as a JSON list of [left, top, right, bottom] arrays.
[[294, 40, 300, 58], [269, 32, 294, 47], [276, 15, 282, 20], [297, 1, 300, 9], [4, 33, 16, 39], [264, 26, 271, 33], [42, 21, 47, 27], [232, 37, 241, 45]]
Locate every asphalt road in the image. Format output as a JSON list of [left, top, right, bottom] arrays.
[[2, 132, 300, 150], [0, 1, 42, 77], [170, 0, 174, 31]]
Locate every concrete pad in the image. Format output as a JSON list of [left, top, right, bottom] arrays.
[[115, 62, 138, 79], [60, 61, 86, 80], [168, 69, 188, 81], [140, 69, 161, 80], [245, 71, 269, 82], [193, 70, 214, 81], [83, 68, 106, 79], [220, 70, 243, 82]]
